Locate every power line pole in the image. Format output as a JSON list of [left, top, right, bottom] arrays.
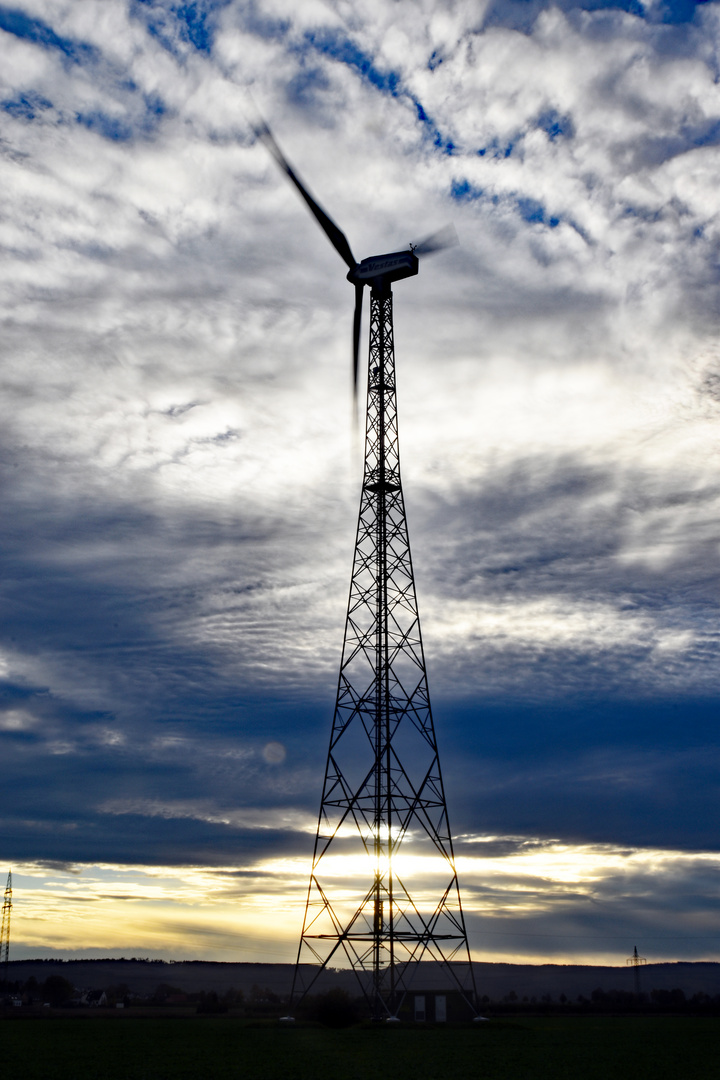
[[290, 281, 477, 1021], [1, 870, 12, 984], [626, 945, 646, 996]]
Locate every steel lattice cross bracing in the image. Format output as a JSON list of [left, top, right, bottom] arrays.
[[291, 285, 477, 1020]]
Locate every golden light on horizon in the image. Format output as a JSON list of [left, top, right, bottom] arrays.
[[5, 839, 718, 967]]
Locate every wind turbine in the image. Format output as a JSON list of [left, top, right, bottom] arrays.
[[255, 121, 456, 396], [255, 119, 477, 1022]]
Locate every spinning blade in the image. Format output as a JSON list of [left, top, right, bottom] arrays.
[[254, 117, 363, 398], [253, 120, 356, 271], [413, 224, 458, 257]]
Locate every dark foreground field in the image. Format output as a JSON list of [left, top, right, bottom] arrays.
[[2, 1016, 718, 1080]]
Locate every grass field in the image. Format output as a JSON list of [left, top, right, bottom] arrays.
[[2, 1015, 717, 1079]]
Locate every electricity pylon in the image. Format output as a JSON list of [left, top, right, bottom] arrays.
[[255, 118, 477, 1021], [1, 870, 11, 983], [626, 945, 646, 996]]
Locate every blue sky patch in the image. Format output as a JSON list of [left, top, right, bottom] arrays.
[[76, 111, 134, 142], [134, 0, 229, 57], [482, 0, 646, 35], [656, 0, 706, 23], [517, 196, 560, 226], [451, 180, 561, 228], [412, 95, 454, 152], [301, 29, 458, 156], [573, 0, 646, 14], [144, 91, 168, 118], [685, 117, 720, 149], [304, 29, 400, 95], [0, 5, 98, 63], [451, 178, 484, 201], [480, 0, 709, 31], [2, 92, 52, 121], [173, 2, 214, 53], [536, 109, 575, 141], [435, 131, 455, 154], [478, 139, 515, 159]]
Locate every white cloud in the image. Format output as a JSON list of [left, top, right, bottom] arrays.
[[0, 708, 38, 731]]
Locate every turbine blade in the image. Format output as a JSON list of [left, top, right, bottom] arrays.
[[413, 223, 458, 257], [352, 283, 363, 403], [254, 120, 357, 270]]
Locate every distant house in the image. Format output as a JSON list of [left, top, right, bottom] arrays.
[[81, 990, 108, 1007]]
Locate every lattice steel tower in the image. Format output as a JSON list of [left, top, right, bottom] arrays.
[[1, 869, 11, 983], [254, 119, 477, 1020], [626, 945, 647, 996], [292, 282, 476, 1019]]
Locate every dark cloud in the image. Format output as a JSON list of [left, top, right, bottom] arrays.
[[444, 712, 720, 848]]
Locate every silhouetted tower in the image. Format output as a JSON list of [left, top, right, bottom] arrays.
[[1, 870, 11, 983], [254, 119, 477, 1021], [292, 280, 476, 1019], [626, 945, 646, 995]]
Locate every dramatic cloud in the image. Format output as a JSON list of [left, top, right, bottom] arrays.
[[1, 0, 719, 964]]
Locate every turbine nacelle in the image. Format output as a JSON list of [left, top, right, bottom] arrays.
[[348, 250, 419, 287], [255, 117, 454, 398]]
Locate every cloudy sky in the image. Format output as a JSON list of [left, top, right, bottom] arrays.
[[1, 0, 719, 969]]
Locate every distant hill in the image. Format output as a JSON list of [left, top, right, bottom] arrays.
[[6, 959, 720, 999]]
